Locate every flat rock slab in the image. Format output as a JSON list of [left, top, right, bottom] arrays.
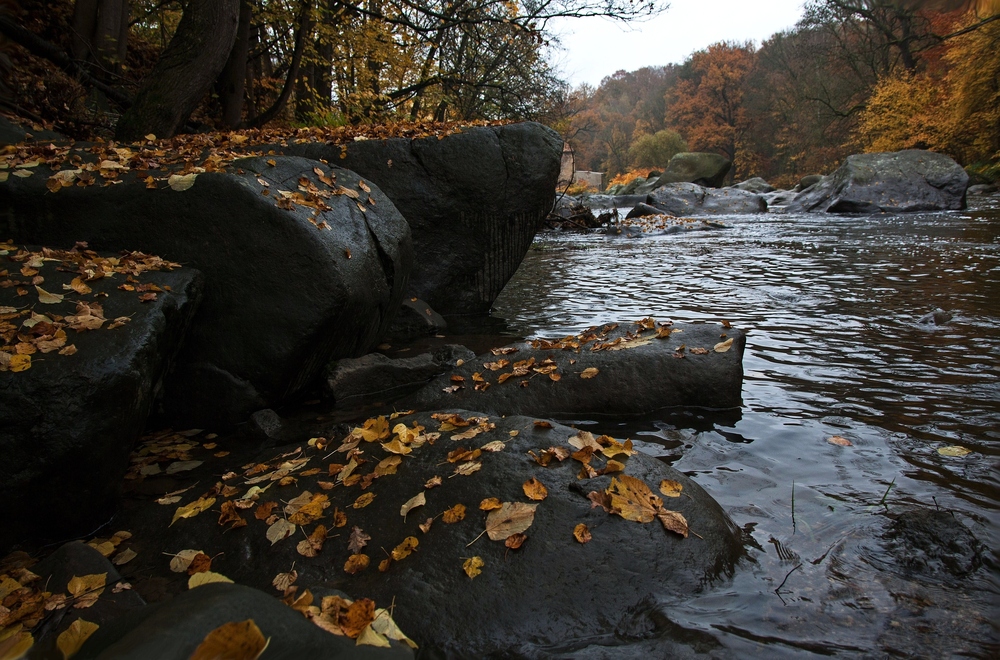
[[646, 183, 767, 216], [285, 122, 562, 315], [107, 412, 744, 658], [0, 156, 412, 427], [402, 321, 745, 417], [0, 245, 202, 546], [786, 150, 968, 213]]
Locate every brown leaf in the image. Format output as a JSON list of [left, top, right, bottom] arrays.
[[186, 553, 212, 575], [587, 490, 613, 513], [341, 598, 376, 638], [451, 461, 482, 477], [533, 420, 553, 429], [272, 570, 297, 591], [522, 477, 548, 501], [424, 475, 443, 489], [218, 501, 246, 529], [580, 367, 599, 379], [255, 501, 277, 520], [296, 524, 328, 557], [418, 517, 434, 533], [657, 509, 689, 538], [190, 619, 268, 660], [344, 554, 370, 575], [374, 455, 402, 476], [485, 502, 537, 541], [827, 436, 852, 447], [353, 492, 376, 509], [442, 504, 466, 523], [347, 526, 371, 554], [573, 523, 592, 543], [504, 533, 527, 549]]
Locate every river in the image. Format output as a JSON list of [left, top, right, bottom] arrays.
[[487, 197, 1000, 657]]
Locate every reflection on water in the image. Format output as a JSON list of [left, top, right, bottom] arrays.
[[492, 201, 1000, 656]]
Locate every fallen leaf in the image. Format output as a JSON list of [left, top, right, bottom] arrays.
[[189, 619, 268, 660], [568, 431, 602, 453], [480, 440, 506, 452], [341, 598, 376, 638], [504, 533, 527, 549], [356, 625, 390, 648], [255, 502, 278, 520], [35, 285, 64, 304], [463, 556, 484, 578], [378, 559, 391, 572], [167, 173, 199, 191], [938, 445, 971, 457], [659, 480, 683, 497], [400, 492, 426, 518], [111, 548, 137, 566], [369, 608, 418, 649], [171, 497, 216, 525], [272, 570, 297, 591], [186, 553, 212, 575], [522, 477, 548, 501], [827, 436, 853, 447], [442, 504, 466, 523], [353, 493, 375, 509], [169, 549, 203, 573], [266, 519, 296, 545], [451, 461, 482, 477], [56, 619, 99, 659], [573, 523, 592, 543], [657, 509, 689, 538], [188, 571, 233, 589], [607, 475, 661, 524], [67, 573, 106, 608], [479, 497, 502, 511], [424, 476, 443, 489], [485, 502, 537, 541], [347, 526, 371, 554], [297, 524, 328, 557], [344, 554, 370, 575], [0, 630, 33, 659], [374, 455, 402, 476], [580, 368, 599, 379], [390, 537, 419, 561], [714, 338, 734, 352], [218, 501, 246, 529]]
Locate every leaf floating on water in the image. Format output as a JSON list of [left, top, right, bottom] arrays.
[[485, 502, 537, 541], [344, 554, 370, 574], [400, 492, 426, 518], [463, 556, 484, 578], [190, 619, 269, 660], [573, 523, 592, 543], [714, 338, 734, 353], [442, 504, 466, 523], [658, 480, 683, 498], [827, 436, 852, 447], [390, 536, 419, 560], [348, 526, 371, 554], [56, 619, 99, 659], [580, 368, 599, 379], [188, 571, 233, 589], [522, 477, 548, 501], [266, 519, 296, 545], [657, 509, 689, 538], [937, 445, 971, 457]]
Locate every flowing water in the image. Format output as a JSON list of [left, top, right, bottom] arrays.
[[488, 198, 1000, 657]]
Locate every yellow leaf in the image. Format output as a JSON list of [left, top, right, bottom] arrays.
[[522, 477, 548, 501], [607, 475, 661, 524], [442, 504, 466, 523], [170, 497, 216, 525], [390, 536, 419, 561], [35, 286, 64, 304], [369, 609, 418, 649], [353, 493, 376, 509], [189, 619, 269, 660], [8, 354, 31, 372], [380, 439, 412, 455], [67, 573, 106, 609], [144, 134, 157, 141], [355, 625, 391, 648], [938, 445, 971, 457], [479, 497, 502, 511], [573, 523, 592, 543], [463, 556, 484, 579], [400, 492, 426, 517], [659, 480, 683, 497], [344, 554, 370, 574], [188, 571, 233, 589], [714, 338, 734, 352], [0, 630, 33, 660], [580, 367, 599, 379], [56, 619, 98, 659], [167, 173, 198, 191]]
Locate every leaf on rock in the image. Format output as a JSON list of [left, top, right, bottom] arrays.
[[171, 497, 216, 525], [714, 338, 734, 353], [56, 619, 99, 659], [67, 573, 106, 608], [165, 460, 202, 474], [573, 523, 592, 543], [485, 502, 537, 541], [188, 571, 233, 589], [169, 549, 203, 573], [35, 286, 64, 304], [341, 598, 376, 638], [599, 460, 625, 475], [186, 553, 212, 575], [167, 173, 198, 191], [0, 630, 34, 659], [479, 498, 502, 511], [266, 519, 296, 545], [111, 548, 137, 566], [504, 533, 527, 550], [451, 461, 481, 477], [657, 509, 689, 538], [399, 492, 426, 518], [481, 440, 506, 452], [607, 475, 661, 524], [190, 619, 268, 660], [601, 438, 636, 458], [374, 455, 401, 476], [352, 493, 375, 509], [255, 502, 278, 520], [344, 554, 370, 575], [522, 477, 548, 501], [272, 570, 297, 591], [424, 476, 443, 489], [827, 436, 852, 447], [218, 501, 246, 529], [463, 556, 484, 579], [580, 368, 599, 379], [390, 537, 419, 561], [297, 524, 328, 557], [347, 526, 371, 554], [369, 609, 418, 649], [442, 504, 466, 523], [380, 439, 412, 455], [356, 625, 391, 648], [568, 431, 602, 453], [658, 480, 683, 498], [288, 494, 330, 525]]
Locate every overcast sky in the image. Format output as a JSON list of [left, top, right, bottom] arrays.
[[549, 0, 807, 87]]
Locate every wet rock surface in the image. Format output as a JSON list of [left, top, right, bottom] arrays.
[[0, 246, 201, 547], [383, 297, 447, 341], [786, 150, 969, 213], [729, 177, 775, 194], [650, 152, 732, 189], [881, 509, 982, 579], [402, 321, 745, 417], [0, 157, 412, 428], [105, 412, 744, 658], [646, 183, 768, 216], [287, 122, 562, 315]]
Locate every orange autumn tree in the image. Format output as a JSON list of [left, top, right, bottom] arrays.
[[667, 41, 756, 179]]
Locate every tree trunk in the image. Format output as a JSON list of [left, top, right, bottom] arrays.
[[248, 0, 311, 128], [115, 0, 239, 141], [217, 0, 251, 129], [71, 0, 129, 78]]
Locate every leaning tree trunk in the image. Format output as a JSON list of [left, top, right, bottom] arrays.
[[217, 0, 251, 129], [115, 0, 239, 141]]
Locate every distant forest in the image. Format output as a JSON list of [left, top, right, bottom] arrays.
[[560, 0, 1000, 188]]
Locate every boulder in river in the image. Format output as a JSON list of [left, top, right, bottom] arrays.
[[109, 411, 744, 657], [646, 183, 767, 216], [0, 244, 201, 548], [403, 320, 745, 416], [794, 174, 825, 192], [0, 156, 412, 427], [650, 152, 732, 189], [382, 297, 447, 341], [730, 177, 775, 194], [786, 150, 969, 214], [966, 183, 998, 196], [286, 122, 562, 315]]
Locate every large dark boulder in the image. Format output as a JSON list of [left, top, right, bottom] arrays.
[[403, 321, 745, 417], [1, 246, 201, 547], [786, 150, 969, 214], [285, 122, 562, 315], [729, 177, 774, 194], [109, 412, 744, 658], [645, 183, 767, 216], [0, 156, 412, 427], [650, 152, 732, 189]]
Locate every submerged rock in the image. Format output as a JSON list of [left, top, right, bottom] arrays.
[[403, 321, 745, 417], [287, 122, 562, 315], [786, 150, 968, 214], [0, 157, 412, 427], [646, 183, 767, 216], [917, 308, 953, 326], [650, 152, 732, 189], [883, 509, 982, 579], [0, 246, 201, 547], [383, 297, 447, 341]]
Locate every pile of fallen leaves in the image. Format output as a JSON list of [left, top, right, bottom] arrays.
[[0, 242, 181, 373], [612, 214, 727, 234]]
